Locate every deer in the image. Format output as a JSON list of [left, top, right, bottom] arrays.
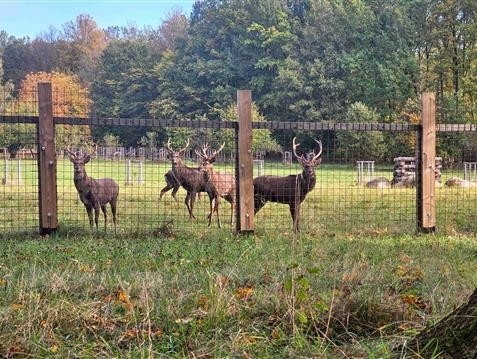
[[66, 145, 119, 234], [165, 139, 207, 219], [253, 137, 322, 232], [195, 143, 236, 228]]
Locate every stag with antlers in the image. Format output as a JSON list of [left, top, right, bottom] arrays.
[[253, 137, 322, 232], [195, 143, 236, 228], [165, 139, 206, 219], [66, 145, 119, 234]]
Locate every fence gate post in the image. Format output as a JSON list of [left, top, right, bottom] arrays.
[[237, 90, 254, 233], [417, 92, 436, 232], [38, 82, 58, 234]]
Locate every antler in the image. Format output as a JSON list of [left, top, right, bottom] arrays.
[[195, 143, 210, 160], [210, 142, 225, 159], [86, 143, 98, 158], [65, 146, 78, 160], [292, 137, 306, 163], [166, 138, 190, 153], [311, 139, 323, 164], [166, 138, 173, 152], [293, 137, 322, 165]]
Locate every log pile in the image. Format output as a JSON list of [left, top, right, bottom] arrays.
[[392, 157, 442, 187]]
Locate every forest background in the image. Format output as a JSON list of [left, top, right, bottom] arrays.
[[1, 0, 477, 162]]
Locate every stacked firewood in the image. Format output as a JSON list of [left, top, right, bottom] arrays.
[[392, 157, 442, 187]]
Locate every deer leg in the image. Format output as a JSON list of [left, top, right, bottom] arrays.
[[171, 185, 179, 201], [289, 203, 300, 233], [214, 196, 222, 228], [110, 200, 117, 235], [289, 204, 296, 232], [184, 192, 195, 219], [159, 184, 172, 200], [189, 191, 197, 219], [101, 204, 108, 231], [85, 204, 94, 230], [206, 192, 214, 226], [254, 196, 267, 214], [225, 194, 234, 225], [94, 204, 101, 232]]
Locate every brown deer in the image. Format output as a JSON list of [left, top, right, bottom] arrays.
[[165, 139, 206, 219], [66, 145, 119, 234], [195, 143, 236, 228], [253, 137, 322, 232]]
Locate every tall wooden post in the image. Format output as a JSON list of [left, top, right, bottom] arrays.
[[417, 92, 436, 232], [237, 90, 254, 233], [38, 83, 58, 234]]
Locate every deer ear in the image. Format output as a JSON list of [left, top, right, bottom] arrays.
[[314, 157, 322, 166], [84, 154, 91, 164]]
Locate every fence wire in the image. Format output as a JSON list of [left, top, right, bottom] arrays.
[[2, 86, 477, 236]]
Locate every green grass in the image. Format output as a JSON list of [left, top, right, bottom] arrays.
[[1, 231, 476, 357], [1, 159, 477, 357], [0, 158, 476, 236]]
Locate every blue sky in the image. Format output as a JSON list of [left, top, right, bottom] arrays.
[[1, 0, 195, 39]]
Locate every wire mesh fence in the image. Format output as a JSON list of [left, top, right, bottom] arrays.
[[2, 85, 477, 237]]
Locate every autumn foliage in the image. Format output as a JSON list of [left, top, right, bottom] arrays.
[[17, 71, 91, 117]]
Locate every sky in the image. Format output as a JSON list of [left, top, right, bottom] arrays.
[[0, 0, 196, 39]]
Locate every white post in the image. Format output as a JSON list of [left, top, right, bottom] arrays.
[[126, 159, 132, 185], [17, 159, 22, 185], [3, 157, 8, 185], [138, 161, 144, 185]]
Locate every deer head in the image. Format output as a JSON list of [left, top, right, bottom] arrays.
[[65, 145, 97, 178], [292, 137, 322, 178], [166, 138, 190, 166], [195, 142, 224, 165]]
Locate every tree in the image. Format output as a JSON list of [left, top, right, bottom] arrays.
[[398, 287, 477, 358], [0, 58, 15, 112], [91, 37, 162, 146], [415, 0, 477, 122], [61, 14, 107, 85], [213, 102, 282, 157], [335, 102, 387, 163], [156, 0, 296, 120], [1, 38, 30, 90], [15, 71, 92, 150]]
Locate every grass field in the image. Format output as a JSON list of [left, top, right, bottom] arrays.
[[1, 230, 476, 358], [0, 157, 475, 237], [0, 158, 477, 357]]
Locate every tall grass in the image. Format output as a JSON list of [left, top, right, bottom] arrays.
[[1, 230, 476, 357]]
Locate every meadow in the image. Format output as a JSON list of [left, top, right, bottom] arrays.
[[0, 157, 474, 236], [1, 157, 477, 357]]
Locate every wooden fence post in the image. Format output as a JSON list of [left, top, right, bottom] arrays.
[[38, 82, 58, 234], [237, 90, 254, 233], [417, 92, 436, 232]]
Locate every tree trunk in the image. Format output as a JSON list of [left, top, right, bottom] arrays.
[[398, 288, 477, 358]]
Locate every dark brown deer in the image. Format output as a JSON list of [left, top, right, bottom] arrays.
[[165, 139, 206, 219], [253, 137, 322, 232], [195, 143, 236, 228], [66, 146, 119, 234]]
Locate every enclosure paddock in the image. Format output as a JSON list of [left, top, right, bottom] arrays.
[[1, 86, 477, 237]]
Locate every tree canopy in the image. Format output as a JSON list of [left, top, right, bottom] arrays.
[[1, 0, 477, 153]]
